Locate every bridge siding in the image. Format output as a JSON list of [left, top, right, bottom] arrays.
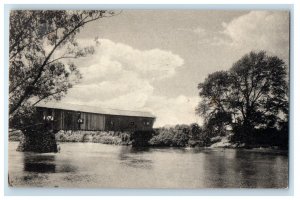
[[36, 107, 154, 131], [105, 115, 154, 131]]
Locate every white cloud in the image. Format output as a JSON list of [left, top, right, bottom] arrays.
[[192, 11, 289, 61], [60, 39, 199, 126], [145, 95, 202, 127], [221, 11, 289, 61], [77, 39, 184, 80]]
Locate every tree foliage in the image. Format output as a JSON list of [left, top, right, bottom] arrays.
[[9, 10, 118, 128], [196, 51, 288, 142], [149, 124, 210, 147]]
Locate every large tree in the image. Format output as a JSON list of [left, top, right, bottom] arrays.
[[9, 10, 118, 128], [196, 51, 288, 141]]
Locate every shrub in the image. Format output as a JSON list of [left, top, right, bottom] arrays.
[[55, 130, 132, 145], [231, 126, 288, 149], [148, 123, 217, 147], [9, 129, 24, 141], [149, 126, 190, 147]]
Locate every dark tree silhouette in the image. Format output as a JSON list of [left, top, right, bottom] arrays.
[[196, 51, 288, 142]]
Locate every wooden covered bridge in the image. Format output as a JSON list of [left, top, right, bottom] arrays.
[[35, 102, 156, 132]]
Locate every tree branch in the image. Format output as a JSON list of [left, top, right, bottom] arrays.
[[32, 90, 64, 107], [10, 18, 86, 114], [9, 12, 113, 115]]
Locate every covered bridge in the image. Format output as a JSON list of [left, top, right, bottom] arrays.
[[35, 102, 156, 131]]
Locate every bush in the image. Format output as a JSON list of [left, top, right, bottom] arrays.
[[148, 123, 218, 148], [149, 125, 195, 147], [252, 128, 288, 149], [231, 126, 288, 149], [56, 130, 132, 145], [9, 129, 24, 141]]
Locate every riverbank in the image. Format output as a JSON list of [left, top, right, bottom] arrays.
[[208, 134, 288, 150], [9, 130, 132, 145], [9, 129, 287, 150]]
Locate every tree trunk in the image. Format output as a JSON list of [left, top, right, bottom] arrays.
[[131, 130, 154, 147], [241, 119, 254, 144]]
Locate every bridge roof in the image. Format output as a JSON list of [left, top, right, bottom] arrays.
[[35, 102, 155, 118]]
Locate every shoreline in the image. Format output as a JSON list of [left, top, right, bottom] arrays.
[[9, 130, 288, 151], [8, 140, 288, 151]]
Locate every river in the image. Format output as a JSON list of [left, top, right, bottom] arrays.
[[8, 141, 288, 188]]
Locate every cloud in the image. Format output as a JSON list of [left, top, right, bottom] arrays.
[[60, 39, 199, 126], [145, 95, 203, 127], [221, 11, 289, 60], [191, 11, 289, 61], [77, 39, 184, 80], [191, 26, 230, 46]]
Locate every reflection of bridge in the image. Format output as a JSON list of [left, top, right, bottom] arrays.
[[35, 102, 156, 131]]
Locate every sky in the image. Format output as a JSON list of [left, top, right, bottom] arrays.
[[59, 10, 290, 127]]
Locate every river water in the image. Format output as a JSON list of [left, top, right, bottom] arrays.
[[8, 141, 288, 188]]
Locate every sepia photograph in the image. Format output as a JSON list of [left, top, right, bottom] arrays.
[[8, 9, 290, 189]]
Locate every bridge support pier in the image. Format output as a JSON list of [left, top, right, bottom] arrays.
[[130, 130, 154, 147], [17, 125, 58, 153]]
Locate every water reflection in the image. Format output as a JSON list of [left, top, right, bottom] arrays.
[[58, 164, 77, 173], [118, 146, 153, 169], [234, 150, 259, 188], [9, 142, 288, 188], [23, 153, 78, 174], [124, 146, 151, 153], [201, 149, 288, 188], [23, 153, 56, 173]]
